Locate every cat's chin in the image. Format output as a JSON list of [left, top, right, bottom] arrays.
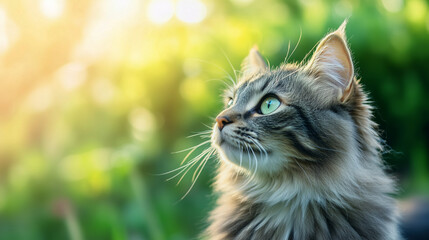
[[215, 141, 278, 172]]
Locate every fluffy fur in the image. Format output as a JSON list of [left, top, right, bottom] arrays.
[[205, 22, 401, 240]]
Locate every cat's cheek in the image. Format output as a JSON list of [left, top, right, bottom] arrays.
[[214, 143, 235, 163]]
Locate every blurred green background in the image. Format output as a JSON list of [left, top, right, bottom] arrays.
[[0, 0, 428, 239]]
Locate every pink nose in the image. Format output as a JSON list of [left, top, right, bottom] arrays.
[[216, 116, 232, 131]]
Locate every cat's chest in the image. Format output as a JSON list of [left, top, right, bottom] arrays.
[[216, 199, 313, 239]]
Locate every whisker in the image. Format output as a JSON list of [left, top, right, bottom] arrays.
[[285, 27, 302, 63], [248, 144, 258, 183], [241, 142, 252, 188], [284, 40, 291, 63], [157, 141, 211, 176], [167, 147, 213, 181], [157, 161, 196, 176], [166, 158, 200, 182], [192, 147, 214, 181], [206, 77, 234, 89], [249, 137, 268, 162], [219, 48, 238, 86], [233, 142, 243, 181], [186, 131, 212, 138], [180, 148, 215, 200], [179, 140, 211, 165], [188, 58, 236, 86], [172, 140, 211, 154], [202, 123, 214, 130]]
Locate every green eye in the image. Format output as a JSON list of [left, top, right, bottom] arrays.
[[260, 97, 281, 115], [227, 98, 233, 106]]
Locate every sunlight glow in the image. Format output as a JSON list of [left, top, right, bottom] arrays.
[[0, 8, 13, 54], [147, 0, 175, 24], [26, 85, 53, 112], [39, 0, 65, 19], [56, 62, 87, 91], [231, 0, 254, 6], [129, 107, 156, 141], [382, 0, 403, 13], [106, 0, 140, 21], [176, 0, 207, 24], [405, 0, 427, 24]]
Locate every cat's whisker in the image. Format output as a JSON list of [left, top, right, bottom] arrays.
[[239, 143, 243, 170], [202, 123, 214, 130], [166, 157, 200, 182], [244, 142, 252, 170], [279, 67, 301, 82], [234, 142, 243, 181], [240, 142, 254, 188], [219, 49, 238, 86], [157, 161, 196, 176], [175, 147, 213, 182], [179, 140, 212, 165], [192, 147, 214, 182], [249, 137, 268, 162], [206, 77, 234, 89], [167, 147, 213, 182], [173, 140, 211, 155], [284, 40, 291, 64], [157, 141, 211, 176], [246, 142, 259, 184], [181, 148, 215, 201], [285, 28, 302, 63], [186, 130, 212, 139], [188, 58, 237, 87]]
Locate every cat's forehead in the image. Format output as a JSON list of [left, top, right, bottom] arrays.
[[232, 69, 297, 99]]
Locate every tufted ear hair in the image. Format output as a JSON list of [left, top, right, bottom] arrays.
[[241, 46, 268, 77], [305, 20, 354, 102]]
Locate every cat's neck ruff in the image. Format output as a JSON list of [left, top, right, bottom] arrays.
[[210, 157, 399, 239]]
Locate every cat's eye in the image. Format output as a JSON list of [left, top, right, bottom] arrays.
[[227, 98, 233, 106], [260, 96, 281, 115]]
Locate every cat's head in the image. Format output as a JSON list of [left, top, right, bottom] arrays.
[[212, 22, 369, 176]]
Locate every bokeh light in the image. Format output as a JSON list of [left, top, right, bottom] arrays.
[[176, 0, 207, 24], [382, 0, 403, 13], [147, 0, 175, 24], [39, 0, 65, 19]]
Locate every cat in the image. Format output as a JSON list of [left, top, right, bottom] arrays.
[[205, 21, 401, 240]]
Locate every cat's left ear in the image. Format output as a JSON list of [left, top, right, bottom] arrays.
[[305, 21, 354, 102], [241, 46, 268, 76]]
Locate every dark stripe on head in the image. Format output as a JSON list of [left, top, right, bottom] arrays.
[[234, 81, 249, 99], [284, 131, 324, 159], [260, 78, 270, 92], [289, 104, 323, 143]]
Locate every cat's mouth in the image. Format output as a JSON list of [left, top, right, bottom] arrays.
[[213, 128, 270, 166], [219, 141, 265, 155]]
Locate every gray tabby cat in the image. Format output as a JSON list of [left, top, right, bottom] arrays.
[[206, 22, 401, 239]]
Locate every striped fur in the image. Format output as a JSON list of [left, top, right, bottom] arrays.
[[205, 23, 400, 240]]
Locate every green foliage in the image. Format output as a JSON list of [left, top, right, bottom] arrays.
[[0, 0, 428, 239]]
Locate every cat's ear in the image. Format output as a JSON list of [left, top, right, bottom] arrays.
[[305, 21, 354, 102], [241, 46, 268, 76]]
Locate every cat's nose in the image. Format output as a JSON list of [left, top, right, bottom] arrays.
[[216, 116, 233, 131]]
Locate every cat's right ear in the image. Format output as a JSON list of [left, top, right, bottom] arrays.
[[240, 46, 268, 77], [304, 21, 354, 103]]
